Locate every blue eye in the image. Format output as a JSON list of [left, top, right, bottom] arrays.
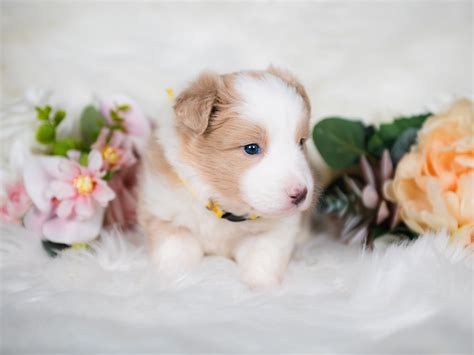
[[243, 144, 261, 155]]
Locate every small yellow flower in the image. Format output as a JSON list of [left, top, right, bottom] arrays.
[[166, 88, 174, 99], [74, 175, 95, 195], [101, 145, 121, 167]]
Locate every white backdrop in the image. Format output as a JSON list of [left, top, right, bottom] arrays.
[[2, 1, 472, 122], [1, 1, 473, 354]]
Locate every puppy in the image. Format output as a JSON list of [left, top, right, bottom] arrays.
[[137, 67, 314, 288]]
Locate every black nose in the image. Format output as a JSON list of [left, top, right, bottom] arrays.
[[290, 188, 308, 206]]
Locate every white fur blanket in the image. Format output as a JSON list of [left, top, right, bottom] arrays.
[[1, 226, 472, 353], [1, 1, 472, 353]]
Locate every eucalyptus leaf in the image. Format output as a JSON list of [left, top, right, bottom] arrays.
[[103, 171, 115, 181], [42, 240, 70, 257], [369, 225, 390, 240], [313, 117, 366, 169], [36, 123, 55, 144], [80, 106, 107, 148], [377, 113, 430, 147], [390, 127, 418, 164], [35, 105, 52, 121], [79, 152, 89, 166], [392, 113, 431, 130], [378, 123, 400, 147], [110, 109, 125, 122], [391, 223, 419, 240], [52, 137, 78, 156], [367, 133, 385, 157], [109, 124, 126, 132], [53, 110, 66, 127]]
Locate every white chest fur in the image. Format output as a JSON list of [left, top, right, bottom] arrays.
[[140, 167, 301, 258]]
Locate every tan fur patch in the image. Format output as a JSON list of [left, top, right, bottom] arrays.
[[181, 114, 266, 204], [137, 137, 192, 250], [174, 72, 223, 135], [143, 135, 181, 186], [175, 72, 263, 206], [138, 206, 191, 253]]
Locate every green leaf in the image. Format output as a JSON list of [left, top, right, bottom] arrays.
[[108, 124, 126, 132], [367, 133, 385, 158], [313, 117, 366, 169], [392, 113, 431, 130], [52, 137, 78, 156], [391, 223, 419, 240], [79, 152, 89, 166], [35, 105, 52, 121], [364, 125, 376, 140], [80, 106, 107, 148], [378, 123, 400, 147], [110, 109, 125, 122], [390, 127, 418, 164], [117, 104, 130, 111], [53, 110, 66, 127], [42, 240, 70, 257], [36, 123, 56, 144], [370, 225, 390, 240], [377, 113, 431, 148], [103, 171, 115, 181]]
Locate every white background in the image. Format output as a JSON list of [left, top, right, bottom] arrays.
[[2, 1, 472, 123]]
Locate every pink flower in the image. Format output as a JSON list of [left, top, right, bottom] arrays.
[[0, 180, 32, 224], [23, 151, 116, 243], [91, 128, 137, 172], [99, 95, 151, 153], [24, 205, 106, 245], [46, 151, 116, 219]]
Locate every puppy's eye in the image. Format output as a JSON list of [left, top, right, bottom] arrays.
[[243, 144, 261, 155], [299, 138, 306, 148]]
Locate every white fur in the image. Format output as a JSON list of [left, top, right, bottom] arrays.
[[234, 73, 305, 130], [235, 73, 314, 215], [235, 215, 299, 288], [152, 234, 203, 275], [1, 225, 472, 353]]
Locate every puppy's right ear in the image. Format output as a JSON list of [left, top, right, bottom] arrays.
[[173, 72, 222, 135]]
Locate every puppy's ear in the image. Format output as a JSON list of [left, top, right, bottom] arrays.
[[267, 65, 311, 116], [174, 72, 222, 135]]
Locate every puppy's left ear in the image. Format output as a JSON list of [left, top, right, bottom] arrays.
[[174, 72, 222, 135]]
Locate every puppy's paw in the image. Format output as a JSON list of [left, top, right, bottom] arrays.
[[236, 243, 288, 289], [239, 263, 283, 290], [152, 236, 203, 275]]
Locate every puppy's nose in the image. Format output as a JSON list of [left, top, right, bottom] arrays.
[[289, 187, 308, 206]]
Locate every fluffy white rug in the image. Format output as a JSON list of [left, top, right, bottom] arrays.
[[1, 1, 473, 353], [1, 225, 472, 353]]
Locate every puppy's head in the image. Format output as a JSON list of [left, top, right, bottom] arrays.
[[174, 67, 314, 217]]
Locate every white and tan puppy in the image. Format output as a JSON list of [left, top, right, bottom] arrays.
[[138, 67, 314, 288]]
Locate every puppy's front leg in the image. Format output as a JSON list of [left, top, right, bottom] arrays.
[[234, 227, 295, 289], [145, 219, 204, 275]]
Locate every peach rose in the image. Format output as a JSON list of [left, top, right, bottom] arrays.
[[384, 99, 474, 244]]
